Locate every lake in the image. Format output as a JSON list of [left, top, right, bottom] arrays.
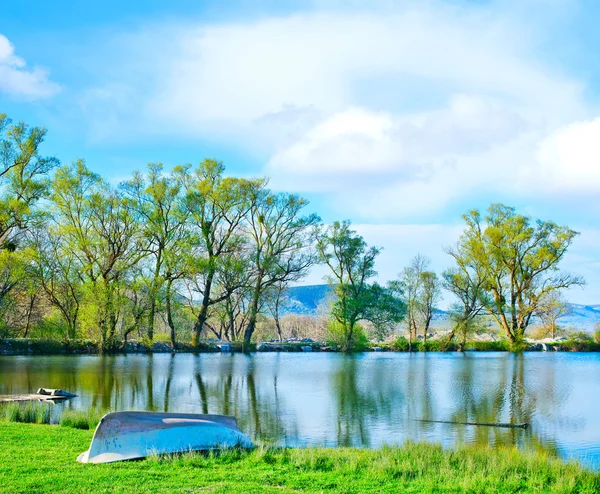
[[1, 352, 599, 468]]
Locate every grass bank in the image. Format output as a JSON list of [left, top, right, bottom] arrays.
[[0, 423, 598, 493]]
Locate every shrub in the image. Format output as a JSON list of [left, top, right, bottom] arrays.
[[594, 324, 600, 345], [420, 340, 444, 352], [465, 340, 510, 352], [326, 320, 369, 352], [390, 335, 409, 352], [561, 331, 600, 352]]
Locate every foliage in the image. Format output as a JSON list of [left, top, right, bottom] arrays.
[[395, 255, 441, 347], [390, 335, 410, 351], [451, 204, 584, 347], [560, 331, 600, 352], [594, 324, 600, 344], [318, 221, 405, 350], [465, 340, 510, 352], [0, 115, 588, 354], [326, 320, 369, 351], [243, 190, 320, 346], [180, 160, 265, 345]]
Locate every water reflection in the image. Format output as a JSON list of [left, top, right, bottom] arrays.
[[1, 352, 598, 468]]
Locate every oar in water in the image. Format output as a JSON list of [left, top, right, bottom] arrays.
[[415, 419, 529, 429]]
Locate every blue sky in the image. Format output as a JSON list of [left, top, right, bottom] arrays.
[[2, 0, 600, 303]]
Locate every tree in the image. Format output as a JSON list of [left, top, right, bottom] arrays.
[[416, 270, 441, 344], [122, 163, 191, 343], [317, 221, 405, 350], [456, 204, 584, 347], [30, 227, 84, 339], [442, 243, 491, 350], [243, 191, 320, 347], [0, 113, 58, 250], [397, 255, 439, 349], [535, 291, 571, 339], [181, 160, 264, 346], [51, 161, 146, 347], [265, 280, 289, 342], [594, 323, 600, 345], [0, 114, 59, 315]]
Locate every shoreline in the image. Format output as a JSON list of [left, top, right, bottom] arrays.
[[2, 337, 599, 356]]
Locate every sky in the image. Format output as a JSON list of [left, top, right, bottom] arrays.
[[1, 0, 600, 304]]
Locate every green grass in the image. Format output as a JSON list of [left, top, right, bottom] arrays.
[[59, 409, 106, 430], [0, 423, 599, 493], [1, 402, 51, 424]]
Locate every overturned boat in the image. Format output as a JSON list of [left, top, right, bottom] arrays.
[[77, 411, 254, 464]]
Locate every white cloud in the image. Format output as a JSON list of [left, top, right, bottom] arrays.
[[0, 34, 60, 99], [77, 3, 592, 219], [143, 8, 583, 129], [266, 94, 527, 192], [534, 117, 600, 192], [74, 1, 600, 223]]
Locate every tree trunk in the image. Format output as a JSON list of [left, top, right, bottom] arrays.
[[275, 317, 283, 342], [166, 279, 176, 350], [243, 316, 256, 348], [423, 314, 432, 346], [23, 293, 37, 338], [244, 281, 262, 349], [227, 306, 235, 342], [147, 254, 163, 341], [192, 270, 214, 347], [147, 298, 156, 341]]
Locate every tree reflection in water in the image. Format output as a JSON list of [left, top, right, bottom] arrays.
[[0, 353, 593, 465]]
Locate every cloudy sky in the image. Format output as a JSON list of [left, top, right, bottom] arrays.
[[2, 0, 600, 304]]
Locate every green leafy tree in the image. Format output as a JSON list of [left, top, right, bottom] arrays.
[[0, 114, 58, 317], [317, 221, 405, 351], [180, 159, 264, 346], [244, 191, 320, 347], [455, 204, 584, 347], [122, 163, 191, 343], [442, 243, 491, 350], [30, 227, 84, 339], [51, 161, 146, 347], [0, 113, 58, 250]]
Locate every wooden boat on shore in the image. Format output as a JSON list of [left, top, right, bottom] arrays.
[[77, 411, 254, 464], [0, 388, 76, 403]]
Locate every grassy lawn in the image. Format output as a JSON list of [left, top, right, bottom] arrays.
[[0, 423, 599, 493]]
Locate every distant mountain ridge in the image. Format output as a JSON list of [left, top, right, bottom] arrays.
[[281, 285, 332, 315], [283, 285, 600, 329]]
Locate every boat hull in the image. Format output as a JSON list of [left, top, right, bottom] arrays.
[[77, 411, 254, 464]]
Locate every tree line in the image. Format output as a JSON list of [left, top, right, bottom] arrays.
[[0, 114, 584, 350]]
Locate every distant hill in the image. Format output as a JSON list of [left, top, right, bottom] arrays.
[[282, 285, 332, 315], [282, 284, 600, 330], [562, 304, 600, 330]]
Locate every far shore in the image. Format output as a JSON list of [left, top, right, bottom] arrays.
[[2, 335, 599, 356]]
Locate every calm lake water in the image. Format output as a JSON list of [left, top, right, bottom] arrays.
[[1, 352, 600, 468]]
